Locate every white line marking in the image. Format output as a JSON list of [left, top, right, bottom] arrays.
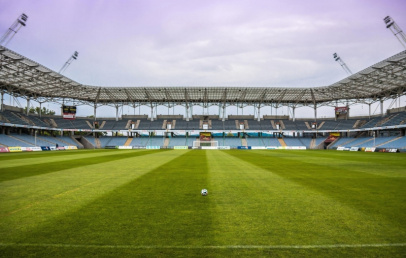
[[0, 243, 405, 249]]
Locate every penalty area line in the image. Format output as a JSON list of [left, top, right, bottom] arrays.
[[0, 243, 405, 249]]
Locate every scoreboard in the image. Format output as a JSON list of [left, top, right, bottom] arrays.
[[62, 105, 77, 120]]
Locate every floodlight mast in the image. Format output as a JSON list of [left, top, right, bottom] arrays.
[[333, 53, 352, 75], [0, 13, 28, 47], [59, 51, 79, 74], [384, 16, 406, 49]]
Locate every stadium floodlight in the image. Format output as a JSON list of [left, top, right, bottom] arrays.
[[0, 13, 28, 47], [333, 53, 353, 75], [384, 16, 406, 49], [59, 51, 79, 74]]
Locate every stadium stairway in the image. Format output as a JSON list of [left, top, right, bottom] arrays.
[[241, 138, 248, 147], [8, 135, 33, 146], [95, 138, 101, 148], [69, 136, 84, 148], [164, 138, 170, 147], [124, 138, 133, 146], [310, 138, 316, 149], [278, 138, 287, 146], [376, 136, 402, 147]]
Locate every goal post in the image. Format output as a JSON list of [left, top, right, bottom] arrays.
[[193, 140, 218, 148]]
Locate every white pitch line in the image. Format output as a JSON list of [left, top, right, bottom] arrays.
[[0, 243, 405, 249]]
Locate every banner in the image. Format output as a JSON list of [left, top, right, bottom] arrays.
[[0, 147, 10, 153], [350, 147, 359, 151], [266, 146, 278, 149], [65, 146, 78, 150], [21, 147, 42, 152], [41, 146, 51, 151], [237, 146, 251, 149], [251, 146, 266, 149], [146, 146, 160, 149], [336, 147, 350, 151], [174, 146, 188, 149], [8, 147, 22, 152], [118, 146, 133, 149], [365, 147, 376, 152], [201, 146, 218, 150], [217, 146, 230, 150]]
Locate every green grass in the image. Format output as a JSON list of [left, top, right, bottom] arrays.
[[0, 149, 405, 257]]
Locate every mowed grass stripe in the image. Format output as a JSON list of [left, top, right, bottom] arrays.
[[17, 150, 215, 247], [0, 149, 159, 182], [226, 150, 406, 231], [0, 149, 123, 169], [255, 150, 406, 178], [207, 150, 405, 246], [0, 150, 185, 242]]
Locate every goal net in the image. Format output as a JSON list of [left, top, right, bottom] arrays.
[[193, 140, 219, 148]]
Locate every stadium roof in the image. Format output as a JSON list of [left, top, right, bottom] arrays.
[[0, 46, 405, 108]]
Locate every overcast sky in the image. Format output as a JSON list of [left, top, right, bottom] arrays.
[[0, 0, 405, 117]]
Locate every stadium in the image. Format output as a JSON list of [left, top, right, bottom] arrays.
[[1, 1, 406, 257]]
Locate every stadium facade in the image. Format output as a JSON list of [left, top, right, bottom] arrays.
[[0, 46, 406, 151]]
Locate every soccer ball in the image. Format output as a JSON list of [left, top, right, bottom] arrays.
[[201, 189, 208, 196]]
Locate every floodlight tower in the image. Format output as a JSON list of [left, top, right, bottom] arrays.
[[0, 13, 28, 47], [333, 53, 353, 75], [384, 16, 406, 49], [59, 51, 79, 74]]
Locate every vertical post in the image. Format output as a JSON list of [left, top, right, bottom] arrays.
[[115, 105, 119, 122], [0, 92, 4, 112], [186, 104, 189, 121], [26, 98, 30, 115], [222, 104, 226, 122], [93, 104, 97, 121], [314, 106, 317, 121], [150, 104, 154, 121], [39, 102, 42, 118], [380, 98, 384, 117], [292, 106, 296, 122], [368, 103, 371, 119], [257, 105, 261, 122]]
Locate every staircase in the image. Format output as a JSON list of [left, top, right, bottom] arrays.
[[271, 120, 277, 129], [99, 121, 106, 129], [70, 136, 84, 148], [279, 120, 286, 130], [124, 138, 133, 146], [49, 118, 58, 128], [8, 135, 33, 146], [241, 138, 247, 147], [135, 120, 140, 129], [164, 138, 170, 147], [86, 120, 93, 129], [95, 138, 101, 148], [376, 136, 402, 147], [310, 138, 316, 149], [278, 138, 286, 147], [125, 120, 132, 129], [244, 120, 249, 129], [172, 120, 176, 129], [162, 120, 167, 129], [235, 120, 240, 129], [305, 122, 311, 129], [317, 121, 325, 129]]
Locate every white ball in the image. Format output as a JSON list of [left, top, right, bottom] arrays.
[[201, 189, 208, 196]]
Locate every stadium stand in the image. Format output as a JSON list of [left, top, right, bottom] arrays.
[[168, 137, 187, 146]]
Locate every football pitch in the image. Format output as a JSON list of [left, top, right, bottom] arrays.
[[0, 149, 405, 257]]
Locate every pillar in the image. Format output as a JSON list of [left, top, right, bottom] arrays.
[[380, 98, 384, 117], [115, 105, 119, 122], [292, 106, 296, 122], [26, 98, 30, 115], [0, 92, 4, 112]]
